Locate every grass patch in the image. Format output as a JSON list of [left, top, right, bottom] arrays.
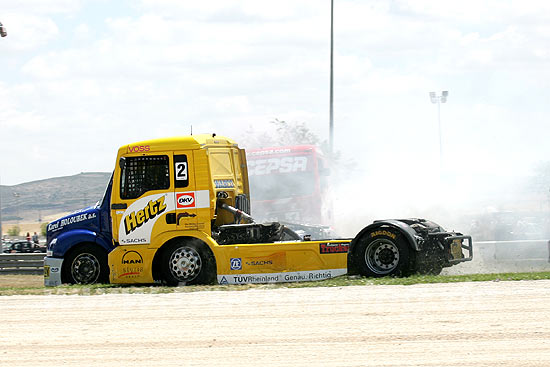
[[1, 271, 550, 296]]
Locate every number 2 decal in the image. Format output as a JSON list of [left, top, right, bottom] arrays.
[[174, 154, 189, 188], [175, 162, 188, 180]]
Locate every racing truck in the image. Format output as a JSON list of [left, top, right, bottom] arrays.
[[44, 134, 472, 286]]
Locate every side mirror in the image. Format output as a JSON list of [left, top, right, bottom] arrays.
[[119, 157, 126, 169]]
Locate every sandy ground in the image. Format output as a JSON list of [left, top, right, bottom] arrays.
[[1, 280, 550, 367]]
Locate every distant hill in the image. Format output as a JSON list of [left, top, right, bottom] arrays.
[[0, 172, 111, 223]]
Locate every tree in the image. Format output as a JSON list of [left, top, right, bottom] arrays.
[[7, 225, 20, 236], [241, 119, 319, 149], [41, 222, 49, 237], [241, 118, 355, 172]]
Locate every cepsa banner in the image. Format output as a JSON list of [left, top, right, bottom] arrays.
[[248, 156, 308, 176]]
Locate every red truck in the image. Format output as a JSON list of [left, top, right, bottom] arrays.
[[246, 145, 333, 238]]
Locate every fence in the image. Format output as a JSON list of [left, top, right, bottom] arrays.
[[0, 253, 45, 274]]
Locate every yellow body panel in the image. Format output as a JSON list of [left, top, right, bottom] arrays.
[[109, 245, 155, 284], [213, 240, 349, 284]]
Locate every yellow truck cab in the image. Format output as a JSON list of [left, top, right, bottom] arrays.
[[44, 134, 472, 286]]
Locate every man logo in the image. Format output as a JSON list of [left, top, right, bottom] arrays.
[[176, 192, 196, 209], [122, 250, 143, 265]]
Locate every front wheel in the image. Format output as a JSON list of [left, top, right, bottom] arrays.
[[160, 240, 216, 286], [62, 244, 109, 284], [354, 229, 412, 277]]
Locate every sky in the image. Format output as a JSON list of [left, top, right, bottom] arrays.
[[1, 0, 550, 223]]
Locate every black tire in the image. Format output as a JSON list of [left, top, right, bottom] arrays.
[[354, 229, 412, 277], [160, 239, 216, 286], [62, 244, 109, 284]]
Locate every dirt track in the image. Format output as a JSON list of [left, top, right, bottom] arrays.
[[2, 280, 550, 367]]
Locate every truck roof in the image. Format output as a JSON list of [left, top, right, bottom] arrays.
[[119, 134, 238, 155]]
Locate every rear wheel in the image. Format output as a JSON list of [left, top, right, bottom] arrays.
[[160, 240, 216, 286], [62, 244, 109, 284], [354, 229, 412, 277]]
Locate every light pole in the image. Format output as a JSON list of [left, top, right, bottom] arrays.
[[0, 179, 2, 239], [429, 90, 448, 171], [329, 0, 334, 154], [0, 23, 5, 239], [13, 192, 20, 225]]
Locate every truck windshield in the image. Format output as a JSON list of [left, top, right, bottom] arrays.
[[98, 173, 113, 209]]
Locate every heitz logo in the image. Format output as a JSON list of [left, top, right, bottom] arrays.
[[129, 145, 150, 153], [122, 250, 143, 265], [124, 197, 167, 235], [230, 258, 242, 270], [176, 192, 196, 209]]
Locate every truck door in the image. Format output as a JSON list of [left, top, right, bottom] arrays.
[[111, 153, 175, 245], [173, 151, 207, 231]]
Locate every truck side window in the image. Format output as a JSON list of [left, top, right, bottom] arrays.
[[120, 155, 170, 199]]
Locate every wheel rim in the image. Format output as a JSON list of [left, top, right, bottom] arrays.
[[71, 253, 101, 284], [169, 246, 202, 282], [365, 239, 400, 275]]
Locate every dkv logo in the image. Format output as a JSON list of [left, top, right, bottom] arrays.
[[176, 192, 196, 209]]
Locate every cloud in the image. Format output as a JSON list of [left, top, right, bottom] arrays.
[[0, 0, 549, 191], [1, 14, 59, 51], [0, 0, 83, 15]]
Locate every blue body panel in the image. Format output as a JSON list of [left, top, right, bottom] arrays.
[[46, 176, 114, 257]]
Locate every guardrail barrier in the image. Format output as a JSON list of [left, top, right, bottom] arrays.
[[0, 253, 45, 274]]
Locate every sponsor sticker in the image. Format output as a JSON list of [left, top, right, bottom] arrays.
[[47, 212, 97, 232], [124, 197, 167, 235], [248, 156, 308, 176], [176, 192, 195, 209], [217, 269, 347, 285], [119, 250, 144, 278], [230, 258, 242, 270], [122, 250, 143, 265], [214, 179, 235, 188], [121, 238, 147, 244], [244, 252, 286, 270], [128, 145, 150, 153], [319, 242, 349, 254]]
